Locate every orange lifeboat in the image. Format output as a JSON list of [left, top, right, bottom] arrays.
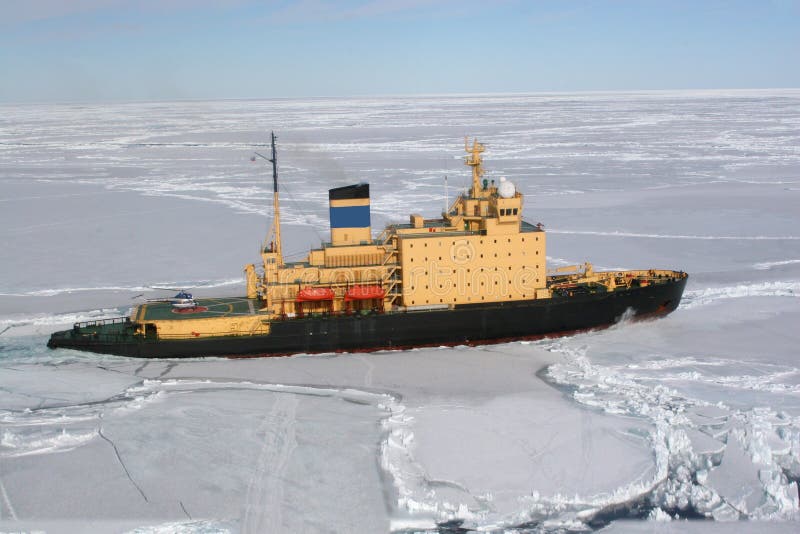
[[345, 285, 385, 301], [296, 287, 335, 302]]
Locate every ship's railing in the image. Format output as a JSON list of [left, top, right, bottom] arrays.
[[73, 317, 129, 329], [376, 226, 394, 245], [548, 269, 686, 293]]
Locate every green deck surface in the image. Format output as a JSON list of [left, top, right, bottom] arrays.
[[138, 297, 260, 321]]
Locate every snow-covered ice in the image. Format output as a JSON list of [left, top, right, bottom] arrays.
[[1, 90, 799, 532]]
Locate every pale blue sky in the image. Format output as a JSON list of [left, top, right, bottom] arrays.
[[1, 0, 798, 102]]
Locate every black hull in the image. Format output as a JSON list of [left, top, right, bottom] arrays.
[[48, 277, 687, 359]]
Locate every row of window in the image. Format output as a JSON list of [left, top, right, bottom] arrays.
[[499, 208, 519, 216], [408, 293, 538, 305], [415, 265, 540, 275], [408, 236, 539, 248], [423, 277, 541, 288], [409, 252, 539, 262], [408, 237, 539, 248]]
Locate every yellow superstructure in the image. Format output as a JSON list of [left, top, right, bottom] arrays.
[[245, 137, 553, 318]]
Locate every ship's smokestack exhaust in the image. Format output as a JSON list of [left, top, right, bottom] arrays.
[[329, 183, 371, 246]]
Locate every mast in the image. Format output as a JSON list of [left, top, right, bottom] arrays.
[[268, 131, 283, 266], [254, 131, 283, 267], [464, 137, 485, 197]]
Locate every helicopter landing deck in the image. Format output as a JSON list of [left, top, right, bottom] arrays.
[[135, 297, 261, 322]]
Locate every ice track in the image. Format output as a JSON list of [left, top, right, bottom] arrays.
[[0, 373, 410, 531]]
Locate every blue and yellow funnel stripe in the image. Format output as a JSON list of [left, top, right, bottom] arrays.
[[329, 184, 371, 245]]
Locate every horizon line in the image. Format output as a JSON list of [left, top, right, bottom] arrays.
[[2, 87, 800, 107]]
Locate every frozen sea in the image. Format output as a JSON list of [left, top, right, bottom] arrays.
[[1, 90, 799, 533]]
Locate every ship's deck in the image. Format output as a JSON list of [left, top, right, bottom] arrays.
[[135, 297, 261, 322]]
